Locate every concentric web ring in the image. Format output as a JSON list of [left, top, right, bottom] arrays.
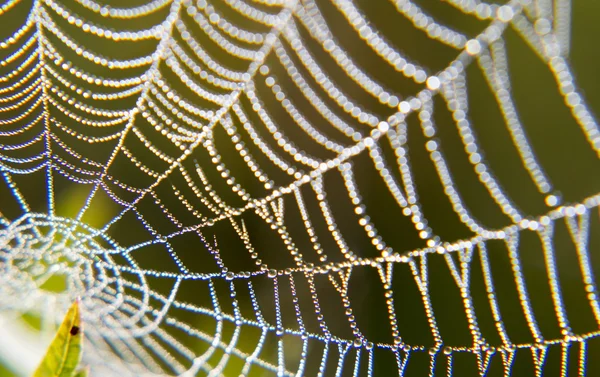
[[0, 213, 165, 336], [1, 0, 600, 376]]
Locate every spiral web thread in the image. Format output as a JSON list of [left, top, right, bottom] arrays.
[[1, 0, 600, 376]]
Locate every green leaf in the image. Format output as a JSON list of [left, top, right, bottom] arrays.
[[72, 367, 89, 377], [32, 300, 84, 377]]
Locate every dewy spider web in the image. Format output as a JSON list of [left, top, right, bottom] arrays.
[[1, 0, 600, 375]]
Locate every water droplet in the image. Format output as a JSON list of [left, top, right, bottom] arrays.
[[497, 5, 514, 22], [465, 39, 482, 56], [225, 272, 235, 281], [267, 269, 277, 278], [545, 194, 559, 207]]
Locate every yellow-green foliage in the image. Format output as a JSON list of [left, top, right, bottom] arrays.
[[32, 301, 85, 377]]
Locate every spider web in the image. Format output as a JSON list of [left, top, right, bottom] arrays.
[[1, 0, 600, 376]]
